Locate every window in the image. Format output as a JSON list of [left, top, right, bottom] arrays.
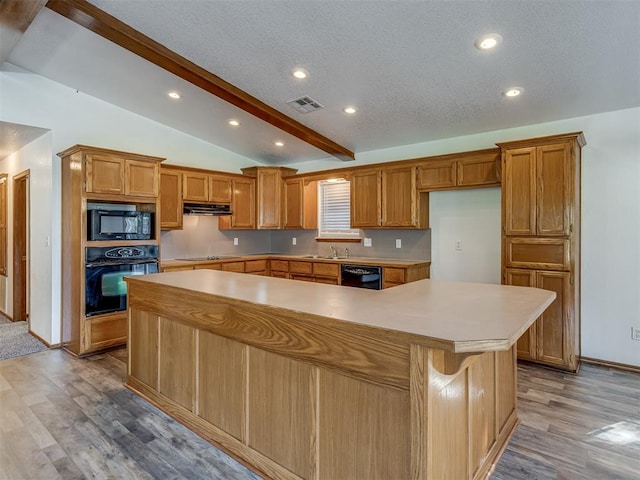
[[317, 179, 359, 238]]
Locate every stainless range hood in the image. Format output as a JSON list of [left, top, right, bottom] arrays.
[[183, 203, 232, 215]]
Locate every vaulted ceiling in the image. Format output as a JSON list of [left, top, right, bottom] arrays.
[[3, 0, 640, 164]]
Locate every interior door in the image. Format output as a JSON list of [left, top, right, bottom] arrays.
[[13, 171, 29, 322]]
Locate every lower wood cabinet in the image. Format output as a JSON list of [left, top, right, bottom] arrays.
[[506, 268, 576, 370]]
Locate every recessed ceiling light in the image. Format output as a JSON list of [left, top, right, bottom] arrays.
[[168, 91, 181, 99], [228, 119, 240, 126], [275, 141, 284, 147], [291, 68, 308, 79], [343, 106, 357, 114], [502, 87, 524, 98], [475, 33, 503, 50]]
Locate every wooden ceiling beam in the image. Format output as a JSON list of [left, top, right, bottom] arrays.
[[45, 0, 355, 162], [0, 0, 48, 64]]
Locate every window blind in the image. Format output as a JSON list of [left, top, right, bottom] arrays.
[[318, 180, 359, 237]]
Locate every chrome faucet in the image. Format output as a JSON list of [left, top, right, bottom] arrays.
[[344, 248, 349, 258], [330, 245, 337, 259]]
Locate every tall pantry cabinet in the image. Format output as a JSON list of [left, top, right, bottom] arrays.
[[498, 132, 585, 372]]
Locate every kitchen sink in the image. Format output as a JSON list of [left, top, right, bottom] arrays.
[[301, 255, 349, 260]]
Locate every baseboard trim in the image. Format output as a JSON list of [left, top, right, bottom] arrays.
[[0, 310, 13, 322], [581, 356, 640, 374], [28, 330, 60, 349]]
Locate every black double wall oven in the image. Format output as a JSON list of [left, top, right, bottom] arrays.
[[85, 245, 158, 317]]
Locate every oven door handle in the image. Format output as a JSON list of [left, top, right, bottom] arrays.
[[85, 260, 158, 267]]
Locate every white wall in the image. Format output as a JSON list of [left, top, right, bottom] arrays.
[[0, 65, 260, 345], [292, 107, 640, 367], [429, 188, 501, 284], [0, 133, 53, 343]]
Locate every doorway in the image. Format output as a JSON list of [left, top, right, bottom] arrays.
[[13, 170, 29, 323]]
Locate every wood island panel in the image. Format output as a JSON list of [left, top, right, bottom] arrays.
[[125, 271, 554, 480], [198, 330, 245, 441]]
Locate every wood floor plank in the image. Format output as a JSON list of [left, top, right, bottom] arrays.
[[1, 349, 638, 480]]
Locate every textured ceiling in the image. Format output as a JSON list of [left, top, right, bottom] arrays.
[[0, 121, 49, 161], [6, 0, 640, 164]]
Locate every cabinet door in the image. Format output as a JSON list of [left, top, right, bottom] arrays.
[[503, 147, 536, 236], [350, 169, 380, 228], [536, 143, 571, 236], [183, 173, 209, 202], [417, 160, 456, 190], [283, 178, 303, 229], [126, 160, 158, 197], [457, 155, 499, 187], [220, 178, 255, 229], [381, 166, 416, 227], [209, 175, 232, 204], [536, 271, 572, 368], [256, 169, 282, 229], [160, 170, 183, 230], [85, 154, 125, 194], [505, 268, 537, 361]]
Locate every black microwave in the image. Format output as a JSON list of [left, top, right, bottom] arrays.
[[88, 210, 152, 241]]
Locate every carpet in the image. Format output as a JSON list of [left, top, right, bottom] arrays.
[[0, 320, 48, 361]]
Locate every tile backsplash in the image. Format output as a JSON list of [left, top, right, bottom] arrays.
[[161, 215, 430, 261]]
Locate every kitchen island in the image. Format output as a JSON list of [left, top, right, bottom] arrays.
[[125, 270, 554, 480]]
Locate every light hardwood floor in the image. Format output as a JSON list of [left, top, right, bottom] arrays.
[[0, 348, 639, 479]]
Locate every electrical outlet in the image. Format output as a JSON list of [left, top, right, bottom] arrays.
[[233, 237, 239, 246], [395, 239, 402, 248], [455, 240, 462, 251], [632, 327, 640, 341], [364, 238, 372, 247], [292, 237, 297, 245]]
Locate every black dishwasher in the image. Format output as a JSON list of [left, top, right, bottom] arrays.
[[340, 264, 382, 290]]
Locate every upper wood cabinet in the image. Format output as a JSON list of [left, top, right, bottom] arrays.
[[350, 169, 381, 228], [417, 149, 500, 191], [502, 143, 571, 236], [283, 178, 317, 229], [160, 169, 183, 230], [381, 165, 417, 227], [241, 166, 297, 229], [84, 149, 161, 198], [219, 177, 256, 230], [183, 172, 209, 202], [209, 175, 232, 204], [351, 166, 427, 229], [182, 172, 232, 204]]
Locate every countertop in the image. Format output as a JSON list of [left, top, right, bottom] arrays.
[[160, 254, 429, 268], [128, 269, 554, 353]]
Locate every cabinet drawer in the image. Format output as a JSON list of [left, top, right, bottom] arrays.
[[245, 259, 267, 273], [290, 273, 314, 282], [222, 261, 245, 273], [383, 267, 405, 284], [270, 259, 289, 272], [195, 263, 221, 270], [313, 262, 339, 277], [315, 277, 339, 285], [505, 238, 570, 270], [89, 315, 126, 347], [289, 261, 313, 274], [161, 265, 194, 272], [270, 271, 288, 279]]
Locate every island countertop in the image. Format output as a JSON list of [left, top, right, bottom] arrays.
[[128, 269, 554, 353]]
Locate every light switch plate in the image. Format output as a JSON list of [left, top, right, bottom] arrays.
[[292, 237, 297, 245], [395, 239, 402, 248], [364, 238, 372, 247], [233, 237, 239, 246]]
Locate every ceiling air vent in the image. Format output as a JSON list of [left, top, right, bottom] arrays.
[[286, 96, 324, 114]]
